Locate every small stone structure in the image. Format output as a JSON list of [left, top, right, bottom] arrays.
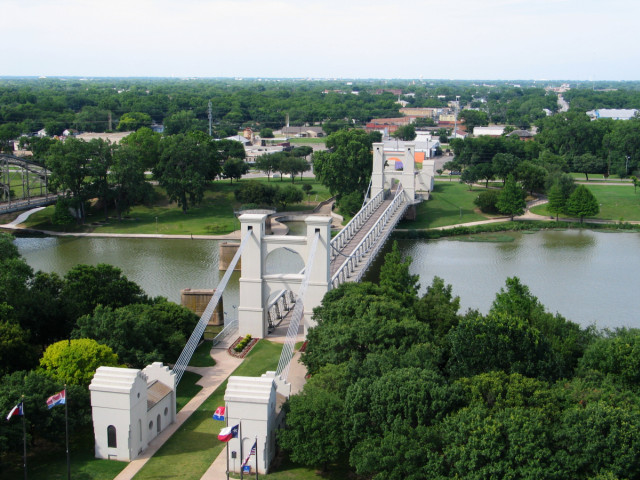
[[89, 362, 176, 461], [181, 288, 224, 326], [224, 372, 290, 474]]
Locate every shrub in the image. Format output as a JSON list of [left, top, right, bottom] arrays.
[[474, 189, 500, 214]]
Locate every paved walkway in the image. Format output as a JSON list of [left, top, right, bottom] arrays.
[[113, 337, 243, 480]]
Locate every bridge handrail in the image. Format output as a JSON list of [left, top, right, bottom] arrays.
[[211, 318, 239, 346], [331, 183, 407, 287], [329, 188, 385, 260]]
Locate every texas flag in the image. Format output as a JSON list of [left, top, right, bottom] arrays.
[[6, 402, 24, 420], [213, 406, 225, 421], [46, 390, 66, 409], [218, 424, 239, 442]]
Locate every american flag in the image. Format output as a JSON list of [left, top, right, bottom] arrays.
[[242, 440, 257, 467]]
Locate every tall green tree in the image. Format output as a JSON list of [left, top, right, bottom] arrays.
[[496, 174, 526, 220], [154, 133, 214, 213], [313, 129, 372, 200], [221, 158, 249, 184], [566, 185, 599, 223], [117, 112, 152, 131], [546, 183, 566, 220]]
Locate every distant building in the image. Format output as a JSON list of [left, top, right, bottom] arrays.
[[586, 109, 638, 121], [75, 132, 133, 144], [374, 88, 402, 96], [473, 125, 506, 137], [507, 129, 535, 141], [280, 126, 324, 137], [399, 107, 438, 119]]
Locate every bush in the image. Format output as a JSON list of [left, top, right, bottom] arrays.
[[52, 198, 75, 225], [474, 189, 500, 214], [234, 334, 252, 352]]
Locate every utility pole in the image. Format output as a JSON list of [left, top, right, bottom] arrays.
[[208, 100, 213, 137]]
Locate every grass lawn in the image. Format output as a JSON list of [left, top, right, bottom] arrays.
[[399, 182, 491, 229], [189, 341, 216, 368], [287, 138, 326, 145], [531, 183, 640, 221], [3, 430, 127, 480], [134, 340, 283, 480], [176, 371, 204, 412], [569, 172, 628, 181], [20, 178, 332, 235]]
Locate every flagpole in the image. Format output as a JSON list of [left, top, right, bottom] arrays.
[[239, 420, 243, 480], [64, 386, 70, 480], [21, 396, 27, 480], [255, 436, 258, 480], [225, 404, 229, 480]]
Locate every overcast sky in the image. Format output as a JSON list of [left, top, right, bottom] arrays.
[[2, 0, 638, 80]]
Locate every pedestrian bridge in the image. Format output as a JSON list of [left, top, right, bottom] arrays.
[[172, 142, 432, 384]]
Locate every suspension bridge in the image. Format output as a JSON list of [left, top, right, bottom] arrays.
[[172, 142, 431, 385]]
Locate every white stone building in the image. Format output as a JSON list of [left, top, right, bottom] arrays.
[[89, 362, 176, 461]]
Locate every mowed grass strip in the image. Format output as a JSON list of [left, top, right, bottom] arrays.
[[531, 183, 640, 221], [399, 181, 491, 229], [134, 340, 283, 480]]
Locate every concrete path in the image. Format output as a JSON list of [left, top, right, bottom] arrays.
[[113, 337, 243, 480]]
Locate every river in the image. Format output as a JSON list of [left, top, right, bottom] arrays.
[[14, 228, 640, 330]]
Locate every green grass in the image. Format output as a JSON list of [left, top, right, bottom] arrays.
[[569, 172, 627, 181], [531, 184, 640, 221], [176, 371, 204, 412], [287, 138, 326, 145], [189, 341, 216, 367], [399, 182, 491, 229], [20, 178, 332, 235], [3, 430, 127, 480], [134, 340, 283, 480]]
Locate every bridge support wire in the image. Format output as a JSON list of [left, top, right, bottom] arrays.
[[275, 231, 320, 380], [173, 229, 253, 385]]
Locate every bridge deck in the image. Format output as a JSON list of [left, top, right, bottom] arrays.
[[329, 196, 394, 277]]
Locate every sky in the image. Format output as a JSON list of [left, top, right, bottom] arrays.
[[2, 0, 639, 80]]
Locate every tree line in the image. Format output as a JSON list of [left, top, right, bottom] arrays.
[[279, 243, 640, 479]]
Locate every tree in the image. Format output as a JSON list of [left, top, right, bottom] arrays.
[[117, 112, 152, 131], [292, 146, 313, 159], [0, 306, 38, 376], [460, 167, 479, 190], [278, 155, 309, 183], [120, 127, 161, 170], [302, 183, 313, 202], [313, 129, 372, 200], [40, 339, 119, 387], [154, 133, 214, 213], [46, 137, 93, 223], [459, 109, 488, 132], [491, 153, 519, 185], [496, 174, 526, 220], [259, 127, 274, 138], [163, 110, 200, 135], [474, 189, 500, 214], [279, 365, 348, 471], [546, 183, 566, 220], [61, 263, 147, 322], [255, 153, 280, 181], [474, 162, 495, 188], [379, 241, 419, 307], [73, 300, 198, 368], [566, 185, 599, 223], [517, 160, 547, 195], [221, 158, 249, 183], [392, 124, 416, 141], [579, 328, 640, 389], [274, 184, 303, 209], [572, 153, 605, 181], [416, 276, 461, 337], [110, 143, 153, 220]]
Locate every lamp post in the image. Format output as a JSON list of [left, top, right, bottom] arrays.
[[155, 216, 158, 234]]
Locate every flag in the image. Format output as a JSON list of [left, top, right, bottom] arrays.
[[213, 406, 225, 421], [242, 440, 257, 467], [217, 424, 238, 442], [6, 402, 23, 420], [46, 390, 66, 409]]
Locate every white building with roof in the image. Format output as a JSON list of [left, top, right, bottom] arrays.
[[586, 109, 639, 121], [223, 372, 290, 474], [89, 362, 176, 461]]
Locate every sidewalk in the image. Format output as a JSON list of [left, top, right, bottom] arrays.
[[113, 338, 243, 480]]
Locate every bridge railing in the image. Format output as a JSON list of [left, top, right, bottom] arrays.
[[267, 289, 296, 331], [331, 184, 408, 288], [211, 318, 239, 346], [330, 188, 385, 260]]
